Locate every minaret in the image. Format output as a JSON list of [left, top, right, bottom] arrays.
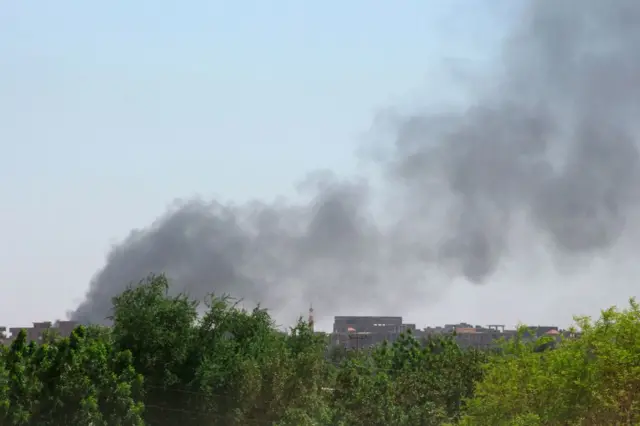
[[308, 304, 314, 332]]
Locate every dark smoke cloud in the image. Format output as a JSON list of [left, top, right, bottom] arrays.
[[72, 0, 640, 324]]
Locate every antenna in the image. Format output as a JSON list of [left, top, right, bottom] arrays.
[[308, 303, 314, 332]]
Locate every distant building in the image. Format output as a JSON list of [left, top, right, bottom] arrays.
[[330, 316, 572, 351], [332, 316, 417, 349], [55, 320, 78, 337], [1, 320, 79, 345]]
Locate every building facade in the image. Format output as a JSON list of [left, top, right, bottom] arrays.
[[332, 316, 417, 349], [1, 320, 79, 345], [330, 316, 571, 351]]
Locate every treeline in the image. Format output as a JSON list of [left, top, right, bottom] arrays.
[[1, 275, 640, 425]]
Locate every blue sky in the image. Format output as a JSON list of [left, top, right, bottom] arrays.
[[0, 1, 526, 327]]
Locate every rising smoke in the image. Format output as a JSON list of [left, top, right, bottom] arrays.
[[72, 0, 640, 324]]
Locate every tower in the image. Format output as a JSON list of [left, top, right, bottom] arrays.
[[308, 304, 314, 332]]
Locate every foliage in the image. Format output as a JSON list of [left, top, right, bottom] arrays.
[[107, 274, 333, 425], [330, 331, 486, 425], [460, 298, 640, 425], [2, 275, 640, 425], [0, 325, 143, 425]]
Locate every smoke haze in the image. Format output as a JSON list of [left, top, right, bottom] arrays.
[[72, 0, 640, 324]]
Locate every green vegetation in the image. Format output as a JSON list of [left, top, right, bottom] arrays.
[[2, 274, 640, 425]]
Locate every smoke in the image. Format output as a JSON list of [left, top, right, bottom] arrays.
[[72, 0, 640, 324]]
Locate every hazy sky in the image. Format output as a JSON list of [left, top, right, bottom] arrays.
[[3, 1, 635, 331]]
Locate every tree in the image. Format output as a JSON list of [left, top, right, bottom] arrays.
[[7, 272, 640, 425], [109, 274, 333, 425], [0, 345, 7, 421], [0, 326, 143, 425], [331, 330, 486, 426], [460, 298, 640, 425]]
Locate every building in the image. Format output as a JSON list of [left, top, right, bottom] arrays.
[[425, 323, 564, 349], [1, 320, 79, 345], [451, 325, 509, 349], [330, 316, 572, 351], [332, 316, 417, 349]]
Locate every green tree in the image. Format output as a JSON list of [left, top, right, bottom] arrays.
[[0, 345, 8, 421], [460, 298, 640, 425], [12, 273, 640, 425], [331, 330, 486, 426], [110, 274, 201, 425], [109, 274, 333, 425], [2, 330, 34, 424], [0, 326, 143, 425]]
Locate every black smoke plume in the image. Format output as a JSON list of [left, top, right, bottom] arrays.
[[72, 0, 640, 324]]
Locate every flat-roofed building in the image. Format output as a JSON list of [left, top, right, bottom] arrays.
[[332, 316, 418, 349], [2, 320, 79, 345]]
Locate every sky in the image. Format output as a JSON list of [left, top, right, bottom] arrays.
[[3, 0, 634, 331]]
